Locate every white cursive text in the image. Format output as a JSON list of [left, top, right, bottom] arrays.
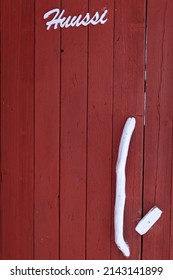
[[44, 8, 108, 30]]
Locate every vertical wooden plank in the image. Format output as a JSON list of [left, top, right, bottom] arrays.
[[111, 0, 146, 260], [35, 0, 61, 259], [86, 0, 114, 259], [143, 0, 173, 260], [1, 0, 34, 259], [60, 1, 88, 259]]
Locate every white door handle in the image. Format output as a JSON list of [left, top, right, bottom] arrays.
[[114, 117, 136, 257]]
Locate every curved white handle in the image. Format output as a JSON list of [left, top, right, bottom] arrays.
[[114, 117, 136, 257]]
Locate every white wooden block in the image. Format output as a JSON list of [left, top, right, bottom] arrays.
[[135, 206, 163, 235]]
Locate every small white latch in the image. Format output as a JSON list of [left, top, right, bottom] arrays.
[[135, 206, 163, 235]]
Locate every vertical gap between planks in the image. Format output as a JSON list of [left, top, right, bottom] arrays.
[[59, 0, 62, 260], [110, 0, 116, 259], [85, 0, 89, 260], [141, 0, 148, 260]]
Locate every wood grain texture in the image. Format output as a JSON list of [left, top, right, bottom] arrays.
[[111, 0, 146, 260], [143, 0, 173, 260], [1, 0, 34, 259], [60, 0, 88, 259], [35, 0, 61, 259], [1, 0, 173, 260], [86, 0, 114, 260]]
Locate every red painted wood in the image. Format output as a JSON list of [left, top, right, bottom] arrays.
[[111, 0, 146, 260], [35, 0, 61, 259], [1, 0, 34, 259], [60, 0, 88, 259], [1, 0, 173, 260], [86, 0, 114, 260], [143, 0, 173, 260]]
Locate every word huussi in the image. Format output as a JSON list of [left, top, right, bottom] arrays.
[[44, 8, 108, 30]]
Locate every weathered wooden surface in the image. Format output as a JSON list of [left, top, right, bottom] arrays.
[[0, 0, 173, 260], [35, 0, 60, 259], [86, 0, 114, 260], [111, 0, 146, 260], [60, 0, 88, 260], [143, 0, 173, 260], [1, 0, 34, 259]]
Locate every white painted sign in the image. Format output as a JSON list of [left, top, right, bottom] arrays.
[[44, 8, 108, 30]]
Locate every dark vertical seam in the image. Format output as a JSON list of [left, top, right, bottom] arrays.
[[141, 0, 148, 260], [85, 0, 89, 260], [154, 2, 167, 205], [154, 1, 171, 259]]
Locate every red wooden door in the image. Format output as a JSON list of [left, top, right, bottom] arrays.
[[1, 0, 173, 260]]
